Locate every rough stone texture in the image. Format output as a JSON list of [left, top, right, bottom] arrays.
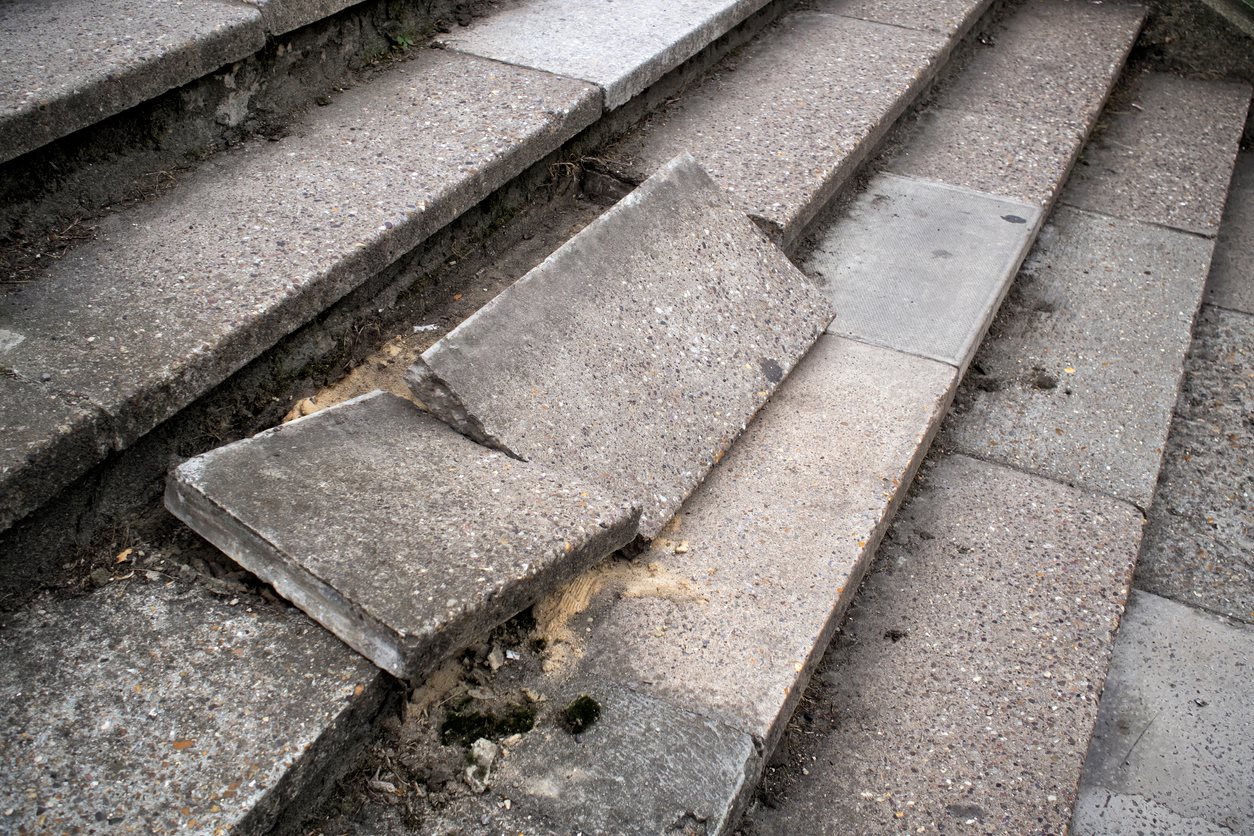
[[1074, 590, 1254, 835], [0, 49, 599, 521], [407, 155, 833, 539], [1134, 306, 1254, 625], [817, 0, 990, 35], [0, 373, 111, 532], [242, 0, 364, 35], [561, 337, 956, 745], [443, 0, 771, 110], [941, 207, 1212, 509], [167, 392, 640, 680], [744, 453, 1144, 835], [806, 174, 1040, 370], [1062, 74, 1251, 237], [443, 680, 761, 835], [608, 12, 948, 243], [1207, 151, 1254, 314], [0, 0, 265, 164], [0, 581, 385, 835]]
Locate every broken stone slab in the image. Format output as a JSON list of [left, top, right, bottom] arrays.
[[406, 154, 834, 540], [0, 0, 266, 164], [607, 12, 949, 244], [442, 0, 771, 110], [806, 173, 1040, 371], [166, 391, 640, 680], [0, 581, 387, 835]]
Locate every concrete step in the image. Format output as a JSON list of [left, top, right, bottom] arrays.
[[740, 70, 1250, 834]]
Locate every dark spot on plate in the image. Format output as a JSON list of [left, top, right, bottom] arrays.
[[1002, 214, 1028, 224], [760, 358, 783, 384]]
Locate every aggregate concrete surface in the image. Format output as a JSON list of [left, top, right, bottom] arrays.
[[806, 173, 1039, 370], [0, 582, 384, 835], [0, 0, 265, 164], [1207, 152, 1254, 314], [820, 0, 989, 36], [167, 392, 640, 680], [241, 0, 364, 36], [443, 0, 771, 109], [408, 155, 833, 539], [1073, 590, 1254, 835], [742, 453, 1144, 835], [609, 11, 948, 243], [941, 206, 1212, 509]]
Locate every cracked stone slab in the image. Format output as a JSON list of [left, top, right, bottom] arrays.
[[0, 582, 385, 835], [806, 173, 1040, 370], [167, 392, 639, 680], [744, 453, 1144, 835], [442, 0, 771, 110], [1207, 152, 1254, 315], [816, 0, 991, 35], [555, 337, 956, 746], [407, 154, 833, 540], [1074, 590, 1254, 835], [1062, 74, 1251, 237], [607, 12, 948, 244], [941, 207, 1213, 508], [0, 0, 265, 164]]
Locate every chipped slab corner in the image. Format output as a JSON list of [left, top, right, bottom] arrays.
[[166, 391, 640, 680]]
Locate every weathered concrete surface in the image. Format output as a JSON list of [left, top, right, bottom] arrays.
[[1134, 306, 1254, 625], [443, 0, 770, 109], [1207, 152, 1254, 314], [886, 0, 1144, 207], [819, 0, 990, 35], [551, 337, 955, 747], [806, 174, 1040, 370], [167, 392, 639, 680], [0, 373, 111, 532], [743, 453, 1144, 835], [0, 49, 599, 529], [1073, 790, 1235, 836], [608, 12, 948, 243], [0, 0, 265, 164], [942, 207, 1212, 509], [0, 582, 386, 835], [242, 0, 363, 35], [1062, 74, 1250, 237], [1073, 590, 1254, 835], [408, 155, 833, 539]]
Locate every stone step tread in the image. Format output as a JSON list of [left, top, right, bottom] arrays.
[[166, 391, 640, 680], [0, 581, 386, 835], [1206, 151, 1254, 314], [605, 5, 972, 244], [407, 154, 834, 540], [1073, 590, 1254, 835], [0, 48, 600, 533], [441, 0, 771, 111], [743, 453, 1145, 834], [824, 0, 990, 35]]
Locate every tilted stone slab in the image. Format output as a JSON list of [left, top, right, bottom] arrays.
[[609, 12, 948, 244], [167, 392, 639, 680], [241, 0, 365, 36], [806, 173, 1040, 370], [442, 0, 771, 110], [0, 0, 265, 164], [1207, 152, 1254, 315], [0, 582, 386, 835], [407, 154, 834, 539]]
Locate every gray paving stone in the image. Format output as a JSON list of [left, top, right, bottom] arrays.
[[0, 373, 111, 532], [443, 0, 770, 110], [1075, 590, 1254, 835], [241, 0, 363, 35], [1062, 74, 1251, 237], [941, 207, 1213, 508], [805, 173, 1040, 370], [1207, 152, 1254, 314], [407, 154, 833, 540], [167, 392, 639, 680], [563, 336, 956, 745], [0, 0, 265, 164], [608, 12, 948, 243], [0, 581, 385, 835], [744, 453, 1144, 835], [1134, 306, 1254, 625], [0, 49, 599, 453], [1073, 788, 1235, 836], [817, 0, 990, 35]]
